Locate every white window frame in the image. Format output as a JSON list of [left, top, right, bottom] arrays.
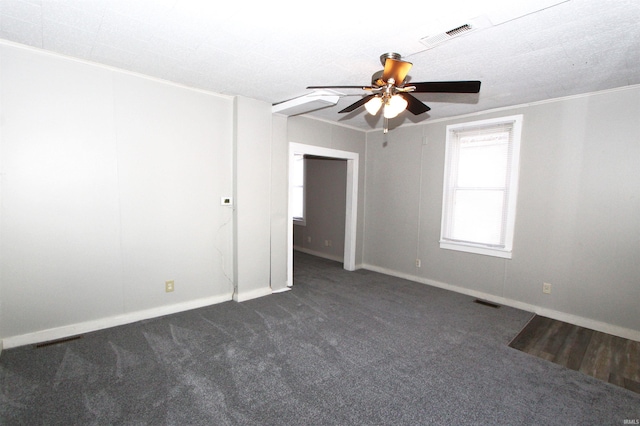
[[440, 115, 523, 259], [291, 153, 306, 226]]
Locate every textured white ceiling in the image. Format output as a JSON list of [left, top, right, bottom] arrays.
[[1, 0, 639, 131]]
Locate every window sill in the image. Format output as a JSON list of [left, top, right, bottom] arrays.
[[439, 241, 512, 259]]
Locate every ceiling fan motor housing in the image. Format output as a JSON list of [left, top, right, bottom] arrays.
[[373, 53, 404, 86], [379, 52, 402, 65]]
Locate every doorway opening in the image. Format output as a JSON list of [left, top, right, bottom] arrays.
[[287, 143, 359, 287]]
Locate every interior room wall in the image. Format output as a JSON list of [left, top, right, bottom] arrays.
[[233, 96, 273, 301], [270, 114, 289, 292], [287, 117, 366, 267], [0, 43, 235, 347], [0, 48, 3, 353], [293, 157, 347, 262], [363, 85, 640, 339]]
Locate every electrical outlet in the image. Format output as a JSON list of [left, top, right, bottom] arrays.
[[324, 240, 329, 247], [165, 280, 174, 293], [543, 282, 552, 294], [416, 259, 421, 268], [307, 236, 311, 243]]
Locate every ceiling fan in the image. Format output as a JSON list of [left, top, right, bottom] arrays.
[[307, 52, 481, 133]]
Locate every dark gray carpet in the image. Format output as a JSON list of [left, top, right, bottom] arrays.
[[1, 252, 638, 425]]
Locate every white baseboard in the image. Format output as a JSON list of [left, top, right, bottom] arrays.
[[293, 247, 366, 271], [2, 293, 233, 350], [233, 286, 273, 302], [362, 263, 640, 342], [293, 246, 343, 263]]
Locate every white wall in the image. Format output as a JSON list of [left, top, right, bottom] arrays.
[[363, 86, 640, 339], [0, 43, 235, 347]]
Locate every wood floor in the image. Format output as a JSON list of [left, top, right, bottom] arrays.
[[509, 315, 640, 394]]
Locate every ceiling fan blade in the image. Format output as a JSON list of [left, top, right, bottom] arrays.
[[399, 93, 431, 115], [307, 85, 374, 90], [338, 94, 376, 113], [409, 81, 481, 93], [382, 59, 413, 85]]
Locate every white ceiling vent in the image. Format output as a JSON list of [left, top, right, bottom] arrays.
[[272, 90, 342, 116], [419, 15, 492, 49]]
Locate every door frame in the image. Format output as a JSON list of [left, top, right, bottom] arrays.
[[288, 143, 359, 286]]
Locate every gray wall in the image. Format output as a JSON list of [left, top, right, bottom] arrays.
[[288, 116, 367, 267], [294, 157, 347, 262], [233, 96, 273, 301], [0, 43, 279, 347], [0, 43, 236, 346], [3, 39, 637, 347], [270, 114, 289, 292], [363, 86, 640, 337]]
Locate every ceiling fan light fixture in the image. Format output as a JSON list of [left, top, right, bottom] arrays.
[[364, 96, 383, 115], [307, 52, 481, 132], [383, 94, 408, 119]]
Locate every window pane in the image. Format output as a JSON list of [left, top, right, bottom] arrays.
[[292, 154, 304, 221], [441, 115, 522, 257], [450, 190, 504, 246], [291, 187, 303, 219], [293, 154, 304, 186], [457, 135, 509, 187]]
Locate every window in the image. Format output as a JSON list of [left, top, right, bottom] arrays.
[[440, 115, 523, 258], [291, 153, 306, 225]]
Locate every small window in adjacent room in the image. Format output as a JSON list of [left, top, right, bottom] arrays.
[[440, 115, 523, 258], [292, 153, 306, 225]]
